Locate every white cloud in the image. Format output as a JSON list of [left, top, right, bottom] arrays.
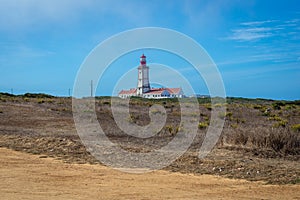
[[217, 51, 300, 67], [226, 19, 300, 42], [228, 27, 275, 41], [240, 20, 278, 26]]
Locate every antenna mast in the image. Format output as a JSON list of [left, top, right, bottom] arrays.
[[90, 80, 93, 97]]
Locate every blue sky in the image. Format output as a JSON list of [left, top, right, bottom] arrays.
[[0, 0, 299, 100]]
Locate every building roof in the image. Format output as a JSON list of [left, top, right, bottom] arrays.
[[144, 88, 181, 95], [166, 88, 181, 94], [118, 88, 137, 95], [145, 88, 166, 95], [140, 54, 146, 58]]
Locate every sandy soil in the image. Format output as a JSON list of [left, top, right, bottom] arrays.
[[0, 99, 299, 184], [0, 148, 299, 200]]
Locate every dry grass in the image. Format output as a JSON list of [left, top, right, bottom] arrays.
[[0, 93, 299, 184]]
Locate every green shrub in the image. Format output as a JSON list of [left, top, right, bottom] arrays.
[[273, 120, 287, 128], [175, 126, 181, 133], [230, 123, 238, 129], [226, 112, 233, 117], [0, 97, 6, 102], [284, 105, 294, 110], [103, 101, 111, 105], [198, 122, 209, 129], [24, 93, 54, 98], [37, 99, 45, 104], [46, 99, 54, 103], [214, 103, 225, 107], [197, 97, 211, 104], [272, 101, 286, 110], [261, 108, 272, 116], [164, 125, 181, 135], [291, 124, 300, 132], [268, 115, 282, 121], [127, 114, 139, 123], [235, 118, 245, 123], [166, 125, 173, 133], [0, 92, 15, 97], [204, 104, 212, 111], [253, 104, 263, 109], [23, 97, 30, 102], [200, 113, 206, 117], [151, 109, 163, 115]]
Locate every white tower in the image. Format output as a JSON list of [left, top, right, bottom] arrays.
[[137, 54, 150, 96]]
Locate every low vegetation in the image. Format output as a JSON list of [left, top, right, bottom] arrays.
[[0, 93, 299, 184], [291, 124, 300, 132]]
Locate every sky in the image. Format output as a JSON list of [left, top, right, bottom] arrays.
[[0, 0, 299, 100]]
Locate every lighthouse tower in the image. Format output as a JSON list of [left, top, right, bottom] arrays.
[[137, 54, 150, 96]]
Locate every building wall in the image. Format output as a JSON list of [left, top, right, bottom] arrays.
[[137, 65, 150, 96], [119, 90, 184, 99]]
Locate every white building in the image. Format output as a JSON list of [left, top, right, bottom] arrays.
[[137, 54, 150, 95], [118, 54, 184, 99]]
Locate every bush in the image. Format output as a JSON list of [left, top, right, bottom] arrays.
[[166, 125, 173, 133], [24, 93, 54, 98], [127, 114, 136, 123], [272, 101, 286, 110], [204, 104, 212, 111], [0, 92, 15, 97], [253, 104, 263, 109], [164, 125, 180, 136], [23, 97, 30, 102], [268, 128, 299, 153], [234, 132, 248, 145], [230, 123, 238, 129], [291, 124, 300, 132], [273, 120, 287, 128], [37, 99, 45, 104], [151, 109, 163, 115], [268, 115, 282, 121], [198, 122, 209, 129], [102, 101, 111, 105], [226, 112, 233, 117], [0, 97, 6, 102], [197, 97, 211, 104]]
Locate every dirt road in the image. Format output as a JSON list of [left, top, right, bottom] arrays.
[[0, 148, 299, 200]]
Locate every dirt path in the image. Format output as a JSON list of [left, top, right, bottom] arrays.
[[0, 148, 299, 200]]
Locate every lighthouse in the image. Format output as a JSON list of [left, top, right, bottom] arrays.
[[137, 54, 150, 96], [118, 54, 184, 99]]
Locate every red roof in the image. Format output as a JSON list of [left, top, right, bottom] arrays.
[[166, 88, 181, 94], [140, 54, 146, 58], [118, 88, 137, 95], [145, 88, 165, 95], [145, 88, 181, 95]]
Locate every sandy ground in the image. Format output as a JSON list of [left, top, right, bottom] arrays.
[[0, 148, 299, 200]]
